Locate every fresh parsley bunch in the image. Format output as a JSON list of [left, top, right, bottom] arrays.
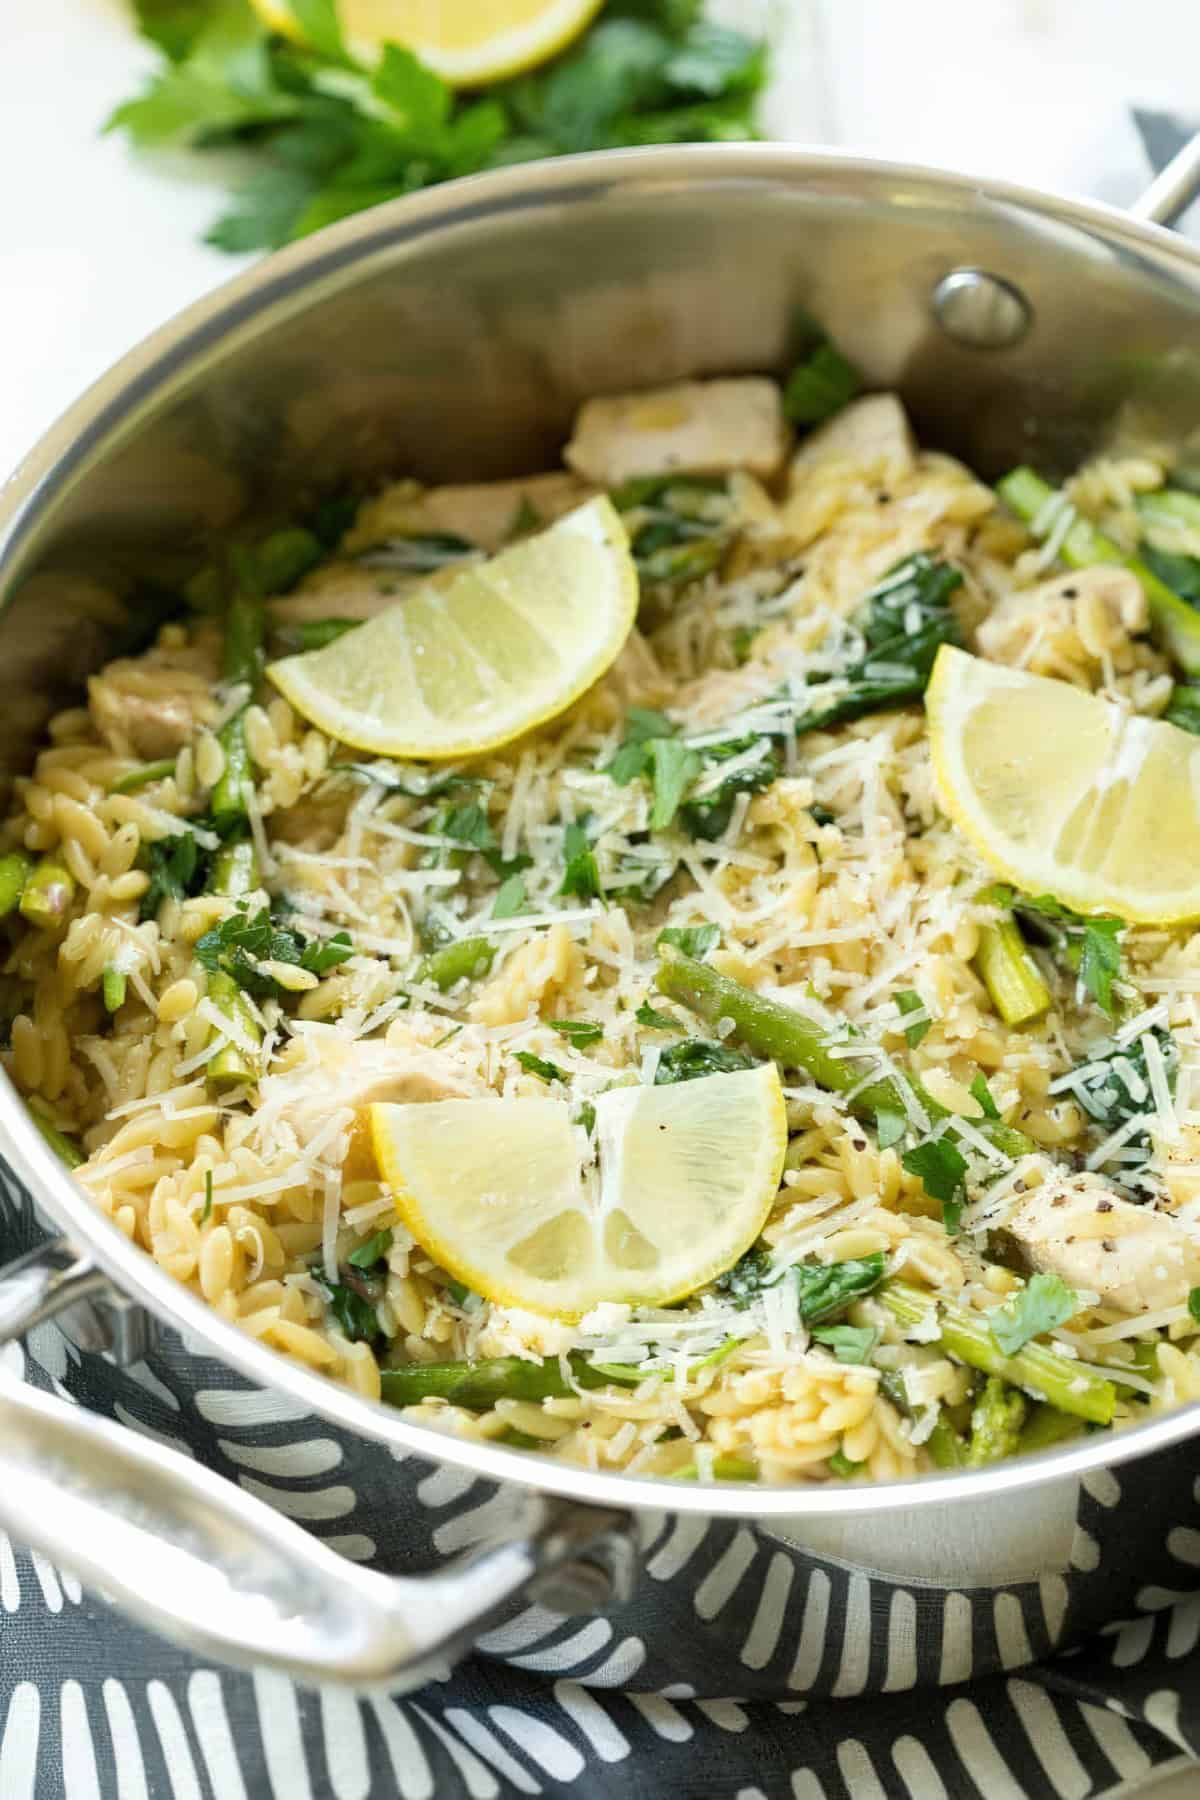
[[108, 0, 769, 253]]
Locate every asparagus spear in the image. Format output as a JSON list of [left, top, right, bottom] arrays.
[[380, 1352, 625, 1410], [974, 916, 1051, 1026], [211, 553, 266, 830], [965, 1375, 1027, 1465], [997, 466, 1200, 676], [26, 1097, 84, 1168], [18, 858, 75, 930], [1019, 1401, 1086, 1454], [880, 1281, 1116, 1424], [204, 836, 262, 1091], [876, 1368, 967, 1467], [110, 758, 177, 794], [417, 936, 495, 992], [656, 949, 1034, 1158], [272, 618, 359, 655], [102, 967, 127, 1013], [0, 851, 33, 918]]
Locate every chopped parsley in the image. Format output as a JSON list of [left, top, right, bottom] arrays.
[[559, 820, 602, 900], [811, 1323, 879, 1364], [194, 904, 351, 998], [201, 1169, 214, 1224], [782, 340, 862, 426], [969, 1073, 1001, 1120], [1189, 1288, 1200, 1326], [346, 1228, 393, 1271], [895, 989, 930, 1047], [654, 1039, 754, 1083], [551, 1019, 603, 1049], [138, 829, 204, 922], [647, 738, 702, 831], [514, 1051, 567, 1084], [902, 1137, 968, 1234], [984, 885, 1125, 1019], [989, 1273, 1078, 1356], [657, 924, 719, 959], [491, 872, 527, 918], [636, 1000, 679, 1031], [875, 1106, 906, 1149]]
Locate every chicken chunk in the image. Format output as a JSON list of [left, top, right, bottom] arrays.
[[263, 1030, 485, 1144], [269, 560, 423, 629], [344, 471, 594, 556], [565, 378, 790, 487], [789, 393, 915, 483], [1007, 1170, 1200, 1314], [88, 650, 217, 759], [976, 566, 1148, 681]]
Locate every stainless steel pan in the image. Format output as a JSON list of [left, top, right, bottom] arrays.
[[3, 138, 1200, 1691]]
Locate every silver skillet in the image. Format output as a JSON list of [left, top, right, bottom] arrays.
[[1, 137, 1200, 1691]]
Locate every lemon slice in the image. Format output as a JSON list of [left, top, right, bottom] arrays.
[[252, 0, 603, 84], [926, 643, 1200, 924], [371, 1065, 787, 1319], [268, 497, 637, 759]]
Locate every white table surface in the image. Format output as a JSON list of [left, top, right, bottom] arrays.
[[4, 4, 1200, 1793]]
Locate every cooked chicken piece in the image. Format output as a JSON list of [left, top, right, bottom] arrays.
[[1007, 1170, 1200, 1313], [259, 1030, 486, 1164], [565, 379, 790, 486], [789, 393, 915, 483], [88, 649, 217, 759], [976, 566, 1148, 676], [344, 471, 594, 556], [269, 560, 422, 628]]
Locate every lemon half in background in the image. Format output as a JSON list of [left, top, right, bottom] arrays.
[[252, 0, 604, 84], [371, 1064, 788, 1319]]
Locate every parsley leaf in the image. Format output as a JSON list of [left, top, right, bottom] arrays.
[[138, 829, 205, 922], [109, 1, 769, 253], [194, 901, 346, 998], [647, 738, 701, 830], [551, 1019, 603, 1049], [440, 802, 496, 853], [783, 340, 862, 426], [300, 930, 353, 976], [608, 706, 676, 785], [989, 1273, 1078, 1356], [969, 1072, 1001, 1119], [875, 1106, 906, 1149], [895, 990, 930, 1047], [636, 1000, 679, 1031], [560, 820, 602, 900], [1189, 1288, 1200, 1326], [811, 1323, 879, 1364], [985, 885, 1125, 1019], [657, 924, 719, 958], [902, 1137, 968, 1233], [654, 1039, 754, 1082], [514, 1051, 567, 1084], [491, 873, 527, 918], [346, 1227, 392, 1270]]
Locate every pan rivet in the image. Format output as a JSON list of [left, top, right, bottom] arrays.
[[932, 269, 1032, 349]]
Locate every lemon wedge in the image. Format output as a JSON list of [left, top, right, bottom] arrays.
[[268, 497, 637, 759], [370, 1065, 787, 1319], [926, 644, 1200, 924], [252, 0, 603, 85]]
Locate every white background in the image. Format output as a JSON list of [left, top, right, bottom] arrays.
[[3, 4, 1200, 1791]]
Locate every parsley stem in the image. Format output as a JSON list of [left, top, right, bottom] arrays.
[[110, 758, 177, 794]]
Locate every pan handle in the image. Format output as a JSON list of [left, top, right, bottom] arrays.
[[0, 1369, 634, 1688], [1130, 131, 1200, 229], [0, 1240, 635, 1689]]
